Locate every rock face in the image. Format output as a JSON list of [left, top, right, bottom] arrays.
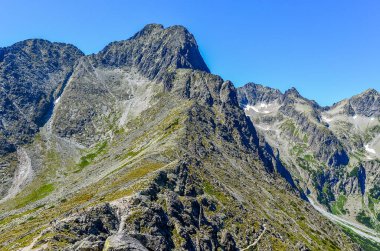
[[0, 25, 366, 250], [95, 24, 210, 79], [337, 88, 380, 117], [51, 24, 209, 145], [237, 83, 349, 167], [0, 39, 83, 154], [238, 82, 380, 234]]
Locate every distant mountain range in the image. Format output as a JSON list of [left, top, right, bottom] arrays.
[[0, 24, 379, 250]]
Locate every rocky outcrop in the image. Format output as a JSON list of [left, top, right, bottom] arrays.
[[237, 82, 380, 234], [237, 83, 349, 167], [337, 88, 380, 117], [95, 24, 210, 80], [51, 24, 210, 145], [0, 39, 83, 154], [236, 83, 282, 106]]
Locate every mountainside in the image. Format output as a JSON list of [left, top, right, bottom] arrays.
[[238, 83, 380, 241], [0, 24, 377, 250], [0, 40, 83, 198]]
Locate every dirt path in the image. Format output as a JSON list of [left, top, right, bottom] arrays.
[[20, 228, 49, 251], [240, 224, 267, 250]]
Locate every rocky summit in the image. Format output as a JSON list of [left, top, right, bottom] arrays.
[[0, 24, 378, 251]]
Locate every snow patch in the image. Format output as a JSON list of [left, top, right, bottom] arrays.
[[54, 96, 61, 104], [321, 116, 333, 123], [259, 103, 268, 108], [370, 117, 375, 121], [244, 103, 279, 114], [255, 125, 271, 131], [365, 144, 376, 155], [353, 115, 358, 120]]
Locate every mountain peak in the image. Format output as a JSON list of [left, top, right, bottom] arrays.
[[237, 82, 282, 106], [361, 88, 378, 96], [97, 24, 210, 79], [284, 87, 300, 96], [132, 23, 164, 38], [346, 87, 380, 117]]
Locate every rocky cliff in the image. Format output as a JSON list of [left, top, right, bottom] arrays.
[[238, 82, 380, 239]]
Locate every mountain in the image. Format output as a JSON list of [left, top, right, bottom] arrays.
[[329, 88, 380, 117], [238, 83, 380, 241], [0, 39, 83, 198], [0, 24, 375, 250]]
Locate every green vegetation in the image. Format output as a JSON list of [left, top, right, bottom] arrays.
[[364, 125, 380, 142], [315, 178, 335, 207], [117, 147, 144, 161], [76, 141, 108, 171], [331, 195, 347, 215], [341, 225, 380, 251], [356, 210, 373, 228], [203, 180, 230, 205], [349, 166, 359, 178], [281, 119, 297, 136], [291, 144, 306, 156], [303, 134, 308, 143], [369, 185, 380, 200], [15, 183, 54, 209], [0, 205, 43, 226]]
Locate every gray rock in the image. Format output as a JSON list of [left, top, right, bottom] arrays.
[[104, 233, 149, 251], [0, 39, 83, 154]]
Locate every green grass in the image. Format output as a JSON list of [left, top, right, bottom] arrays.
[[341, 225, 380, 251], [303, 134, 309, 144], [291, 144, 306, 156], [349, 166, 359, 178], [203, 180, 229, 205], [369, 185, 380, 200], [15, 184, 54, 209], [117, 148, 144, 161], [76, 141, 108, 171], [281, 119, 297, 136], [356, 210, 373, 228], [331, 195, 347, 215], [0, 205, 43, 226], [368, 196, 377, 212]]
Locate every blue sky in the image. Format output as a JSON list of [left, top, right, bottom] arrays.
[[1, 0, 379, 105]]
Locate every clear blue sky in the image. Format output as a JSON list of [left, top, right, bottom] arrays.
[[2, 0, 379, 106]]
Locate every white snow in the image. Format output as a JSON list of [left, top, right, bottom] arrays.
[[255, 125, 271, 131], [54, 96, 61, 104], [365, 144, 376, 154], [370, 117, 375, 121], [259, 103, 268, 108], [244, 103, 279, 114], [321, 116, 333, 123], [353, 115, 358, 120]]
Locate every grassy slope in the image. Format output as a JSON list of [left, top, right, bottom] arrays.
[[0, 75, 358, 250]]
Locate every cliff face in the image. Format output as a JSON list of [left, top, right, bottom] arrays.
[[238, 82, 380, 236], [0, 39, 83, 154], [0, 40, 83, 199], [0, 25, 364, 250]]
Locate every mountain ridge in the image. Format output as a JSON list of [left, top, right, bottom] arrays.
[[0, 24, 377, 250]]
